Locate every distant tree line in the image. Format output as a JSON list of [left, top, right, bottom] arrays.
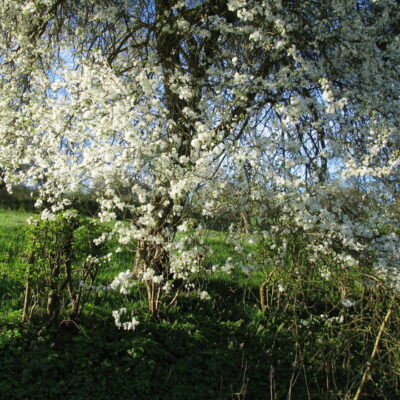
[[0, 185, 37, 212], [0, 185, 100, 216]]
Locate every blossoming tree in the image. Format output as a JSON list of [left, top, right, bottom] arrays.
[[1, 0, 399, 316]]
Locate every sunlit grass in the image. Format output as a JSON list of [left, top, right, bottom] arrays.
[[0, 208, 34, 228]]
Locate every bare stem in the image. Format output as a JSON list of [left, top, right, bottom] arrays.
[[353, 297, 394, 400]]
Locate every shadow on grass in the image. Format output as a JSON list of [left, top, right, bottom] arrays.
[[1, 276, 397, 400], [0, 277, 299, 400]]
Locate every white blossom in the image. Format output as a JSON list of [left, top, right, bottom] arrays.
[[342, 298, 356, 308], [110, 270, 135, 294]]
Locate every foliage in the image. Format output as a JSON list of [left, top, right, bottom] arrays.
[[1, 210, 400, 399], [0, 185, 37, 212], [22, 210, 110, 324], [0, 269, 399, 399], [0, 222, 28, 314]]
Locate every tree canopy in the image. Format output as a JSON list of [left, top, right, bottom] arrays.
[[1, 0, 399, 313]]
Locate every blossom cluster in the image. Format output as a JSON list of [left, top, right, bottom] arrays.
[[0, 0, 399, 326]]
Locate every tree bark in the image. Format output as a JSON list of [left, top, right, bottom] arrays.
[[134, 237, 170, 314], [241, 210, 252, 234]]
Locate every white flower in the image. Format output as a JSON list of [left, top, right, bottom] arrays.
[[104, 151, 114, 163], [234, 245, 244, 253], [112, 307, 127, 327], [199, 291, 210, 300], [227, 0, 246, 12], [320, 267, 331, 280], [177, 221, 189, 232], [26, 216, 36, 225], [122, 317, 140, 331], [41, 209, 56, 221], [142, 268, 155, 281], [342, 298, 356, 308], [249, 31, 262, 41], [328, 315, 344, 324], [221, 262, 234, 274], [110, 270, 135, 294], [178, 86, 192, 100], [113, 308, 139, 331], [152, 275, 164, 285]]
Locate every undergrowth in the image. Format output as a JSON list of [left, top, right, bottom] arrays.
[[0, 209, 399, 399]]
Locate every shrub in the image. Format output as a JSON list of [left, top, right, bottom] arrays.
[[22, 210, 110, 325]]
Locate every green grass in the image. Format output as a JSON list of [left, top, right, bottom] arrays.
[[0, 209, 399, 400], [0, 210, 32, 315], [0, 208, 34, 228]]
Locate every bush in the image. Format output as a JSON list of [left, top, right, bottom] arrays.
[[22, 210, 110, 324]]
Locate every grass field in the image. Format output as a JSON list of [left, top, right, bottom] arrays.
[[0, 210, 33, 315], [0, 208, 35, 227], [0, 208, 399, 400]]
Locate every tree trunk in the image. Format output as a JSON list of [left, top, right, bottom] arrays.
[[22, 275, 31, 322], [46, 289, 59, 322], [46, 262, 60, 322], [241, 210, 252, 234], [22, 254, 34, 323], [134, 238, 170, 314]]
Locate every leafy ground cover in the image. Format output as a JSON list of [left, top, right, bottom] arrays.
[[0, 209, 399, 399]]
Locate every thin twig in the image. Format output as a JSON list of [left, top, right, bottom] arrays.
[[165, 290, 180, 312], [353, 297, 394, 400]]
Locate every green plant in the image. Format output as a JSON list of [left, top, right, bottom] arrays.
[[22, 210, 110, 324]]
